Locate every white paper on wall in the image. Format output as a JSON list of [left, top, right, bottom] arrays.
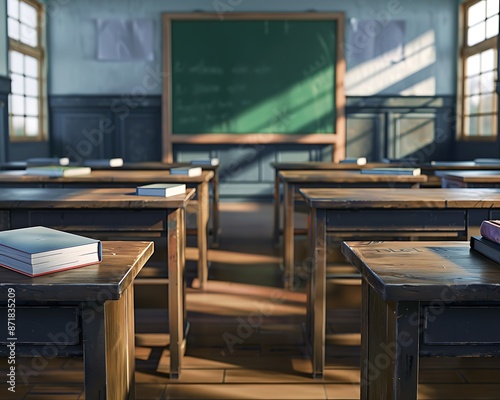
[[97, 19, 154, 61], [347, 19, 405, 66]]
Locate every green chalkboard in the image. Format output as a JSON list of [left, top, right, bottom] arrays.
[[167, 16, 341, 135]]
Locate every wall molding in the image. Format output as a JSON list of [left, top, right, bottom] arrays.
[[49, 94, 457, 199]]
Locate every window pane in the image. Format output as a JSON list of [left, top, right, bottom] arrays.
[[24, 55, 38, 78], [10, 94, 24, 115], [11, 116, 24, 137], [25, 117, 38, 137], [11, 73, 23, 94], [467, 54, 481, 76], [25, 77, 38, 97], [9, 51, 23, 74], [487, 0, 499, 17], [469, 116, 480, 135], [469, 1, 486, 26], [480, 115, 493, 135], [468, 22, 486, 46], [481, 49, 496, 72], [25, 97, 38, 116], [466, 75, 481, 95], [481, 71, 495, 93], [20, 2, 37, 28], [7, 17, 19, 40], [486, 15, 499, 38], [7, 0, 19, 19], [470, 95, 481, 114], [481, 93, 495, 113], [20, 24, 37, 47]]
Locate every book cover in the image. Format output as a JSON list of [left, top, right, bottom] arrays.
[[190, 158, 219, 166], [25, 166, 92, 177], [26, 157, 70, 166], [339, 157, 367, 166], [136, 183, 186, 197], [0, 226, 102, 276], [360, 167, 421, 176], [470, 236, 500, 264], [83, 158, 123, 167], [479, 220, 500, 244], [169, 166, 202, 177], [382, 157, 420, 164]]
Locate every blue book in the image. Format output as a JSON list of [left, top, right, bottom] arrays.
[[0, 226, 102, 277], [169, 167, 202, 177], [190, 158, 219, 166], [136, 183, 186, 197], [25, 166, 92, 177]]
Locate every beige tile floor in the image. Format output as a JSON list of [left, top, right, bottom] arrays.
[[1, 202, 500, 399]]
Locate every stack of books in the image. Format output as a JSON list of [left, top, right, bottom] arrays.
[[0, 226, 102, 277], [470, 220, 500, 263]]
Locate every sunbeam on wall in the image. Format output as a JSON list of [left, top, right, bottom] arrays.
[[346, 30, 437, 95]]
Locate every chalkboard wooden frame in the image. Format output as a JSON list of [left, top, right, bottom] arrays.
[[162, 13, 346, 162]]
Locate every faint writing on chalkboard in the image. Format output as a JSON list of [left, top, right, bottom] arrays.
[[97, 19, 154, 61]]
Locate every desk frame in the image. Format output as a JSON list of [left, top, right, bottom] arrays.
[[0, 241, 153, 399], [303, 188, 500, 378], [0, 170, 211, 289], [281, 172, 424, 289], [0, 188, 193, 378]]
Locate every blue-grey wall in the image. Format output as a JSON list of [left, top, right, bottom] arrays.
[[47, 0, 458, 96], [0, 0, 6, 77]]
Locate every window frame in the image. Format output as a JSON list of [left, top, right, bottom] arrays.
[[7, 0, 46, 142], [458, 0, 499, 141]]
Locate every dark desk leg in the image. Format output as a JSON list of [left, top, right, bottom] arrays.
[[309, 208, 326, 378], [197, 181, 209, 288], [82, 287, 135, 399], [283, 182, 295, 289], [273, 169, 280, 245], [212, 168, 221, 248], [168, 207, 186, 379], [362, 283, 420, 400]]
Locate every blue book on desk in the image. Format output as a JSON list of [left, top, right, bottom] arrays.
[[170, 166, 202, 177], [0, 226, 102, 277], [360, 167, 421, 176], [190, 158, 219, 166]]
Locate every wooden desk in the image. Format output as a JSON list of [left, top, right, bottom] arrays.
[[271, 162, 391, 244], [0, 187, 194, 378], [271, 161, 500, 243], [0, 169, 212, 289], [0, 241, 153, 399], [342, 241, 500, 400], [281, 170, 426, 289], [437, 170, 500, 188], [301, 187, 500, 378], [0, 161, 221, 247]]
